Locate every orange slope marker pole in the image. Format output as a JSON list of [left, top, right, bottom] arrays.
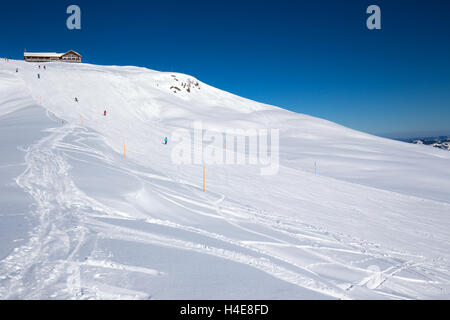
[[203, 166, 206, 192]]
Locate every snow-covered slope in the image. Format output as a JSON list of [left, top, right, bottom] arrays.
[[0, 59, 449, 299]]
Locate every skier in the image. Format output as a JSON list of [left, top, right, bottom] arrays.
[[104, 110, 107, 116], [38, 65, 40, 69], [75, 97, 78, 102], [37, 73, 40, 79], [16, 68, 18, 73], [44, 65, 46, 70], [164, 137, 168, 145]]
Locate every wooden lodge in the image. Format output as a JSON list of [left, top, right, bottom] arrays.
[[24, 50, 82, 63]]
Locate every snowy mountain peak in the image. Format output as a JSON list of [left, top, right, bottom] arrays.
[[1, 59, 450, 299]]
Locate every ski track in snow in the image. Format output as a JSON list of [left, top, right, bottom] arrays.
[[0, 121, 343, 299], [0, 61, 449, 299], [0, 121, 447, 299]]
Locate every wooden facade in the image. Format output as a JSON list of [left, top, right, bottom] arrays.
[[60, 51, 82, 62], [24, 50, 82, 63]]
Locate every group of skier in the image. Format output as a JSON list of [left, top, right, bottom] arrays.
[[31, 64, 169, 146], [37, 65, 46, 79]]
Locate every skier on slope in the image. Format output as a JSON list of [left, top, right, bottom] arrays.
[[75, 97, 78, 102], [104, 109, 107, 116], [164, 137, 168, 145]]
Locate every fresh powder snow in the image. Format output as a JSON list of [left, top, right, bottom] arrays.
[[0, 59, 449, 299]]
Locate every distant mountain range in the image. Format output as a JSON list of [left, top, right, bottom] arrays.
[[397, 136, 450, 151]]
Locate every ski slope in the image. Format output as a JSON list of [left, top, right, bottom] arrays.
[[0, 59, 449, 299]]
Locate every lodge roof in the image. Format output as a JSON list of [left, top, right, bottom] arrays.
[[24, 52, 62, 57], [24, 50, 82, 57]]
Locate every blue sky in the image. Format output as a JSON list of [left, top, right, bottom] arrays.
[[1, 0, 449, 138]]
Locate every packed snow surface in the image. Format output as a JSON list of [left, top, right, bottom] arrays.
[[0, 60, 449, 299]]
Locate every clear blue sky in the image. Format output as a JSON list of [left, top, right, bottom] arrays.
[[1, 0, 449, 138]]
